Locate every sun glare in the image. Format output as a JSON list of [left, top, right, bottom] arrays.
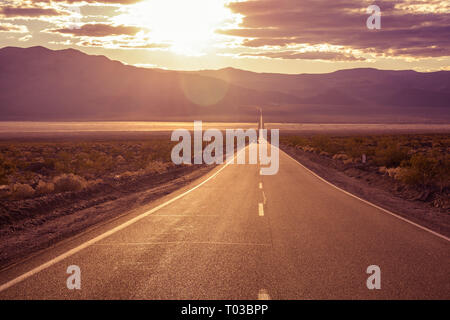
[[122, 0, 237, 55]]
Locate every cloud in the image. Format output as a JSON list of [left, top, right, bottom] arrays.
[[0, 6, 63, 17], [0, 22, 29, 32], [240, 50, 366, 61], [50, 23, 142, 37], [74, 38, 169, 50], [28, 0, 143, 4], [19, 34, 33, 41], [132, 63, 158, 68], [119, 43, 171, 49], [221, 0, 450, 58]]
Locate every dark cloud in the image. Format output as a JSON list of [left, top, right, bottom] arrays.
[[0, 6, 62, 17], [51, 23, 142, 37], [240, 50, 365, 61], [222, 0, 450, 58]]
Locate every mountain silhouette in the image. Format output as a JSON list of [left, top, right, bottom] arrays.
[[1, 46, 449, 122]]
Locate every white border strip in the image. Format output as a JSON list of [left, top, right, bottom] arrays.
[[0, 153, 239, 293], [282, 150, 450, 242]]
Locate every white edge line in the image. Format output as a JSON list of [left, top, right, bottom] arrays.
[[0, 150, 240, 293], [282, 150, 450, 242]]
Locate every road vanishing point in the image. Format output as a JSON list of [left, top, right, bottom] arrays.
[[0, 144, 449, 299]]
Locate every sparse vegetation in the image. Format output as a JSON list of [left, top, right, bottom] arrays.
[[0, 139, 179, 200], [11, 183, 35, 200], [0, 135, 214, 268], [53, 174, 87, 193], [281, 133, 449, 207], [35, 180, 55, 195]]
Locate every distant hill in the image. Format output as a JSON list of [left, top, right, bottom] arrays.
[[0, 46, 449, 123]]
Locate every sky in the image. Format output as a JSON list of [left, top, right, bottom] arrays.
[[0, 0, 449, 74]]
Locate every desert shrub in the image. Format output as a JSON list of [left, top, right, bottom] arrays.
[[374, 145, 409, 168], [35, 180, 55, 195], [378, 166, 387, 174], [0, 156, 16, 185], [144, 161, 170, 174], [11, 183, 35, 199], [53, 174, 87, 193], [0, 185, 10, 199], [311, 135, 329, 149], [87, 178, 104, 188], [53, 151, 72, 173], [119, 171, 136, 179], [434, 156, 450, 192], [400, 154, 438, 187], [333, 153, 349, 161], [310, 136, 340, 154], [116, 155, 126, 164], [345, 137, 365, 158], [386, 167, 405, 180], [302, 146, 315, 152], [285, 136, 308, 148], [42, 158, 56, 171]]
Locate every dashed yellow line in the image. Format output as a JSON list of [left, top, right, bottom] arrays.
[[258, 289, 271, 300], [258, 203, 264, 216]]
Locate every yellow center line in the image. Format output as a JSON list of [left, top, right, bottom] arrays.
[[258, 289, 271, 300]]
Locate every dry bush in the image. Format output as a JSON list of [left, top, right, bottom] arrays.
[[0, 156, 15, 185], [400, 154, 437, 187], [0, 185, 10, 199], [386, 167, 405, 180], [118, 171, 136, 179], [343, 158, 354, 165], [87, 178, 104, 188], [144, 161, 170, 174], [374, 145, 409, 168], [53, 174, 87, 193], [35, 180, 55, 195], [115, 155, 126, 164], [11, 183, 35, 199], [378, 166, 387, 174], [302, 146, 315, 153], [311, 135, 337, 154], [333, 153, 349, 161]]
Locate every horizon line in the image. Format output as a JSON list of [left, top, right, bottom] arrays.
[[2, 45, 448, 75]]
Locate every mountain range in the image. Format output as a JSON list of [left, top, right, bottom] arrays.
[[1, 46, 449, 123]]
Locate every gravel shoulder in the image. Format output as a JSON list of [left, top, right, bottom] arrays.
[[281, 144, 450, 238], [0, 164, 214, 269]]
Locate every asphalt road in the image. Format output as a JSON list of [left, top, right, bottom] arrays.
[[0, 145, 449, 299]]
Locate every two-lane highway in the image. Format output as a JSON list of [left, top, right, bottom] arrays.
[[0, 145, 449, 299]]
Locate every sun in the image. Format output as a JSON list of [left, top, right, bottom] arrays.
[[125, 0, 236, 55]]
